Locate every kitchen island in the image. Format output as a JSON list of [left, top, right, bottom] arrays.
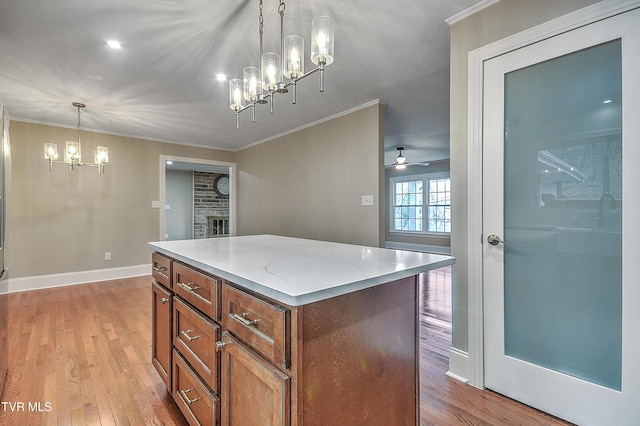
[[149, 235, 454, 426]]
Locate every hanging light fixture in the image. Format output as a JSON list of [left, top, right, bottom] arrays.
[[43, 102, 109, 175], [229, 0, 335, 129]]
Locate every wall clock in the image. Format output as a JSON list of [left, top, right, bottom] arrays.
[[214, 175, 229, 196]]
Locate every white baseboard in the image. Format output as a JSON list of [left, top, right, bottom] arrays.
[[446, 347, 470, 384], [7, 264, 150, 293], [384, 241, 451, 255]]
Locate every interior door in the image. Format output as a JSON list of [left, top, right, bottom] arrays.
[[482, 8, 640, 426]]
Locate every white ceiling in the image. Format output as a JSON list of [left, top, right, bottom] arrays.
[[0, 0, 479, 165]]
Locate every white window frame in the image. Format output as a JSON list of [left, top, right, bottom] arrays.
[[390, 172, 451, 236]]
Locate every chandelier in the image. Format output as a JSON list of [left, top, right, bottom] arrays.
[[43, 102, 109, 175], [229, 0, 335, 129]]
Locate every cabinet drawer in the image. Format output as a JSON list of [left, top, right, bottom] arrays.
[[174, 262, 220, 321], [222, 284, 290, 370], [152, 252, 172, 288], [172, 350, 220, 426], [173, 297, 220, 393]]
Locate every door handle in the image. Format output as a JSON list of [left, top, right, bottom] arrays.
[[487, 234, 504, 245]]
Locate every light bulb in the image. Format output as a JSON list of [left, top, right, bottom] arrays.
[[291, 48, 300, 72], [284, 35, 304, 79]]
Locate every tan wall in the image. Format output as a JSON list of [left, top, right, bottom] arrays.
[[236, 103, 384, 247], [449, 0, 600, 352], [8, 121, 233, 278]]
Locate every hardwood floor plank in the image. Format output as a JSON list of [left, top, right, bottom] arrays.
[[1, 271, 573, 426]]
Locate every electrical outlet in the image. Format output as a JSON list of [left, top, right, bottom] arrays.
[[104, 252, 111, 261], [362, 195, 374, 206]]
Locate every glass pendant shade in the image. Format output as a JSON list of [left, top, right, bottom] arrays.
[[284, 35, 304, 79], [65, 141, 80, 163], [261, 52, 281, 92], [311, 16, 335, 66], [44, 143, 58, 160], [229, 78, 244, 111], [243, 66, 261, 102], [95, 146, 109, 164]]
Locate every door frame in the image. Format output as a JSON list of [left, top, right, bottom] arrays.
[[159, 155, 237, 241], [465, 0, 639, 389]]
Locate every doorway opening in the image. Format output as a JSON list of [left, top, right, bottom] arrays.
[[159, 155, 236, 241]]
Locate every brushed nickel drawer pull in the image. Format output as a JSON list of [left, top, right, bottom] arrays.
[[181, 329, 201, 341], [161, 297, 170, 304], [179, 388, 201, 405], [153, 266, 168, 277], [215, 341, 226, 351], [232, 312, 260, 326], [178, 281, 201, 292]]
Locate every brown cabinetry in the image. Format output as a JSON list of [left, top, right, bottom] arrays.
[[152, 251, 419, 425], [221, 284, 290, 369], [173, 297, 220, 393], [152, 281, 172, 388], [172, 349, 220, 426], [220, 332, 290, 426]]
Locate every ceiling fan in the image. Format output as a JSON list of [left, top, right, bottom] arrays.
[[385, 147, 430, 169]]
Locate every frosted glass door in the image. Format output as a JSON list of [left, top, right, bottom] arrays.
[[482, 7, 640, 426], [503, 39, 622, 390]]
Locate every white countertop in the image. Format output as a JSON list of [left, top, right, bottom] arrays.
[[149, 235, 454, 306]]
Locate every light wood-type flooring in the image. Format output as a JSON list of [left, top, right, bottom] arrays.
[[1, 268, 571, 425]]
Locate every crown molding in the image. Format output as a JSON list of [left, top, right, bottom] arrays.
[[445, 0, 500, 26]]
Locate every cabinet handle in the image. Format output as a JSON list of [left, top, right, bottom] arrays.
[[181, 329, 201, 341], [153, 266, 168, 277], [161, 297, 170, 304], [179, 388, 201, 405], [178, 281, 201, 292], [215, 341, 226, 351], [232, 312, 260, 327]]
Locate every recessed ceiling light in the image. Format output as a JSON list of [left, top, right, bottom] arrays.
[[603, 99, 612, 104], [107, 40, 121, 49], [216, 73, 227, 81]]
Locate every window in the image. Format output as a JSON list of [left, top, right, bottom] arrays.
[[391, 175, 451, 234], [393, 180, 423, 231], [427, 178, 451, 233]]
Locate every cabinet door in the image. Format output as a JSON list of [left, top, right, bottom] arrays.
[[220, 332, 290, 426], [152, 281, 172, 388]]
